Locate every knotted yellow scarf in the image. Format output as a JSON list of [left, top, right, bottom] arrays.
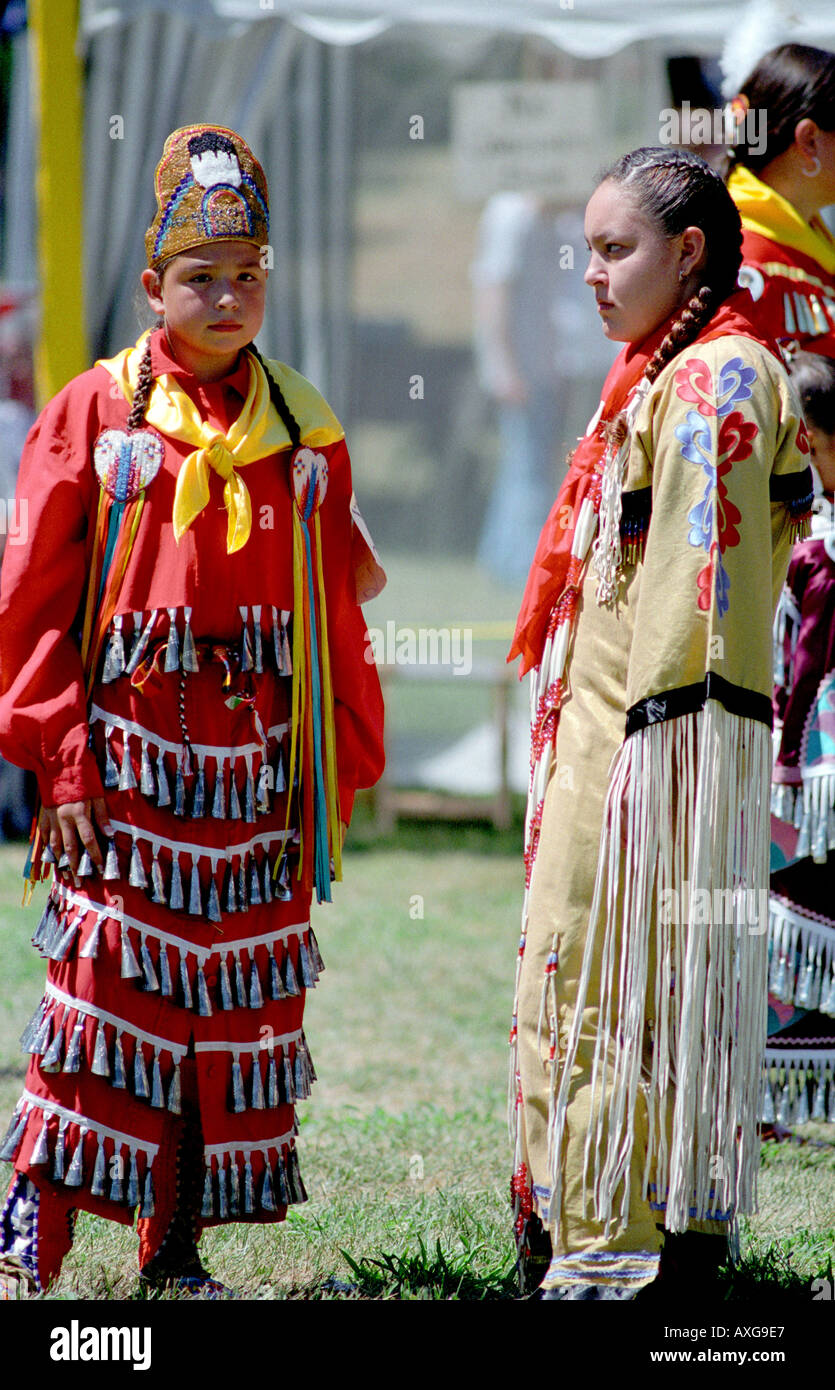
[[728, 164, 835, 276], [99, 332, 344, 552]]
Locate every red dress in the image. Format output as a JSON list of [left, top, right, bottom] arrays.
[[738, 229, 835, 359], [0, 331, 384, 1241]]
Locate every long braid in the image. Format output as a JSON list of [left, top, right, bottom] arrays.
[[125, 332, 155, 432], [246, 341, 302, 449]]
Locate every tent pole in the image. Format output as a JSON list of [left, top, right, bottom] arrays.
[[29, 0, 87, 406]]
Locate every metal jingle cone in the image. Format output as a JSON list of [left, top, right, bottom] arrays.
[[269, 953, 287, 1001], [113, 1031, 127, 1089], [289, 1147, 307, 1203], [41, 842, 58, 866], [164, 607, 180, 672], [206, 876, 222, 925], [128, 839, 148, 890], [272, 606, 281, 667], [169, 854, 184, 912], [159, 943, 173, 997], [284, 951, 300, 997], [103, 838, 120, 880], [174, 763, 186, 817], [212, 764, 226, 820], [126, 608, 158, 675], [167, 1060, 182, 1115], [120, 923, 142, 979], [0, 1105, 29, 1163], [219, 957, 234, 1011], [102, 615, 125, 684], [63, 1019, 84, 1073], [201, 1162, 214, 1219], [150, 855, 166, 907], [52, 913, 81, 962], [127, 610, 144, 667], [52, 1118, 68, 1180], [20, 998, 47, 1052], [30, 1112, 50, 1166], [41, 1025, 65, 1073], [231, 1055, 246, 1113], [249, 958, 264, 1010], [32, 901, 55, 951], [141, 936, 160, 991], [238, 860, 249, 911], [223, 861, 238, 913], [239, 605, 254, 673], [76, 851, 95, 879], [91, 1138, 107, 1197], [182, 606, 199, 673], [217, 1159, 229, 1220], [188, 859, 202, 915], [251, 1056, 265, 1109], [156, 749, 171, 808], [256, 761, 271, 815], [308, 927, 325, 977], [249, 857, 262, 906], [261, 856, 273, 904], [274, 747, 286, 793], [280, 610, 292, 675], [229, 776, 242, 821], [283, 1053, 295, 1103], [119, 736, 137, 791], [109, 1145, 125, 1202], [267, 1055, 279, 1107], [140, 741, 155, 796], [260, 1161, 276, 1212], [79, 912, 104, 960], [275, 1152, 289, 1206], [252, 604, 263, 674], [294, 1047, 309, 1099], [229, 1154, 241, 1216], [127, 1150, 140, 1207], [91, 1022, 111, 1078], [31, 1007, 53, 1056], [277, 855, 292, 901], [104, 726, 120, 788], [191, 759, 206, 818], [150, 1052, 164, 1108], [196, 963, 213, 1018], [133, 1044, 150, 1100], [65, 1129, 87, 1187], [244, 1156, 255, 1214], [140, 1168, 155, 1219], [244, 768, 256, 824], [179, 953, 194, 1011], [234, 955, 247, 1008], [298, 940, 315, 989]]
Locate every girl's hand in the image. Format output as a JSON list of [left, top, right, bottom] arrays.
[[39, 799, 115, 877]]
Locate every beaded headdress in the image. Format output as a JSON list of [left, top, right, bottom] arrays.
[[145, 124, 269, 269]]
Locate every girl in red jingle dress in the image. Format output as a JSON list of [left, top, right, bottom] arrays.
[[0, 124, 385, 1298]]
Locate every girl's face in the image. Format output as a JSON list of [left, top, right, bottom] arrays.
[[808, 423, 835, 494], [140, 240, 267, 381], [584, 179, 705, 345]]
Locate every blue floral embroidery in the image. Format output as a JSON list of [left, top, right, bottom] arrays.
[[715, 357, 756, 417]]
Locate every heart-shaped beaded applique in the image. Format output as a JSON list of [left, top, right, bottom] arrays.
[[93, 428, 164, 502], [291, 446, 328, 520]]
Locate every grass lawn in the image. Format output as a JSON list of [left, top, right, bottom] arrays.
[[1, 821, 834, 1304]]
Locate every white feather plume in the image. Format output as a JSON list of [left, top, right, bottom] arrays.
[[719, 0, 799, 98]]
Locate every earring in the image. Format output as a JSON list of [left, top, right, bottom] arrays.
[[803, 156, 822, 178], [679, 270, 687, 283]]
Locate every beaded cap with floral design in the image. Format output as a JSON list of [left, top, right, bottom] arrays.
[[144, 124, 269, 269]]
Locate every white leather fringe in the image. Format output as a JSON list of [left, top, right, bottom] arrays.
[[548, 701, 772, 1236]]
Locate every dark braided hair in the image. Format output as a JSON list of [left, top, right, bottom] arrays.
[[246, 341, 302, 448], [597, 147, 743, 395], [726, 44, 835, 176], [125, 333, 155, 432]]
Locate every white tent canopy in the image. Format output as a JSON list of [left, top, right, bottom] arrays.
[[79, 0, 835, 59]]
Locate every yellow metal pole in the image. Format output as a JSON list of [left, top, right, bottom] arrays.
[[29, 0, 86, 406]]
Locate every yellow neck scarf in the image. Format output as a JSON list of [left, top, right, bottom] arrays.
[[728, 164, 835, 276], [99, 332, 344, 552]]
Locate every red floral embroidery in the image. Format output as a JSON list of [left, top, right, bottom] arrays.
[[717, 410, 757, 464], [675, 358, 718, 416], [796, 418, 810, 455]]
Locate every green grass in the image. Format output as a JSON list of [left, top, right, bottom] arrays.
[[2, 827, 835, 1302]]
